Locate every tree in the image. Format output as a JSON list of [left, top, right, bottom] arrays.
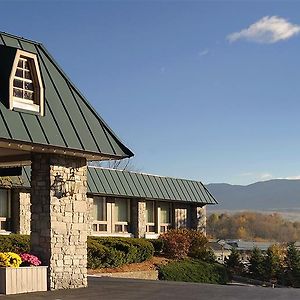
[[263, 246, 283, 282], [285, 243, 300, 287], [225, 248, 244, 276], [248, 247, 264, 280]]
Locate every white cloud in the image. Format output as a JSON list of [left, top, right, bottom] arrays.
[[280, 175, 300, 180], [259, 173, 273, 180], [198, 49, 209, 57], [227, 16, 300, 44]]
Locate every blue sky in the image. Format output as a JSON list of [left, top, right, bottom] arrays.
[[1, 1, 300, 185]]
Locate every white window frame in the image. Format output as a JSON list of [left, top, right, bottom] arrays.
[[0, 189, 11, 233], [9, 50, 44, 116], [145, 200, 156, 233], [92, 196, 108, 233], [92, 197, 131, 236], [158, 202, 172, 233]]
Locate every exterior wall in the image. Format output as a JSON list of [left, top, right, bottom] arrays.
[[11, 189, 31, 235], [131, 199, 146, 238], [190, 205, 206, 235], [31, 154, 88, 290], [86, 196, 94, 236]]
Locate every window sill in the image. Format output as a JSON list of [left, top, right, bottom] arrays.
[[91, 232, 133, 238], [13, 100, 40, 114]]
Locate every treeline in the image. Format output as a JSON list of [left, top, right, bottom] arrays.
[[207, 212, 300, 242], [226, 243, 300, 287]]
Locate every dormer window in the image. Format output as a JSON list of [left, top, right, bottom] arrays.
[[10, 50, 44, 115]]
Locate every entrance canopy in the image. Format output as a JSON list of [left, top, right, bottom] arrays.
[[0, 32, 133, 166]]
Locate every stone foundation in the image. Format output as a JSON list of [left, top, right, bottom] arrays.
[[31, 154, 88, 290]]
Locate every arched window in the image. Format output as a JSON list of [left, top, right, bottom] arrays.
[[10, 50, 44, 115]]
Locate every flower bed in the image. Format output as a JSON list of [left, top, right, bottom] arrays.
[[0, 251, 47, 295]]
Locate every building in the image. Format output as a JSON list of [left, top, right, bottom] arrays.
[[1, 166, 216, 238], [208, 240, 232, 264], [0, 31, 217, 290]]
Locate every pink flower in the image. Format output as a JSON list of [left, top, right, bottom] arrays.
[[20, 253, 41, 266]]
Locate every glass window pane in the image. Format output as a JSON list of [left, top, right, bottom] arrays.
[[146, 201, 154, 223], [160, 202, 170, 223], [24, 91, 33, 100], [25, 82, 33, 91], [93, 197, 106, 221], [25, 71, 32, 80], [15, 68, 23, 78], [13, 79, 23, 88], [13, 88, 23, 98], [17, 60, 23, 68], [114, 199, 128, 222], [0, 190, 8, 217]]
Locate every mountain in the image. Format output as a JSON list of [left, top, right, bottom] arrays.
[[206, 179, 300, 212]]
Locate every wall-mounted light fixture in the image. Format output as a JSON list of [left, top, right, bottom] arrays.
[[52, 168, 77, 198]]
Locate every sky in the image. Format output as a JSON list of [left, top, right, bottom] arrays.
[[1, 0, 300, 185]]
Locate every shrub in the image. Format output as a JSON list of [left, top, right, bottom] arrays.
[[0, 234, 30, 253], [87, 237, 154, 269], [159, 229, 209, 260], [148, 239, 164, 254], [160, 230, 190, 259], [158, 258, 228, 284], [191, 248, 217, 263]]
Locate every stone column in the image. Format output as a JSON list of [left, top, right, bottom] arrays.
[[131, 199, 146, 238], [31, 154, 88, 290], [11, 189, 31, 234], [190, 205, 206, 235]]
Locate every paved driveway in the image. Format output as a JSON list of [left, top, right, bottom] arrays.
[[2, 277, 300, 300]]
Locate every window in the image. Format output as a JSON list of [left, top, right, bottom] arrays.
[[146, 201, 155, 233], [10, 50, 44, 115], [92, 197, 130, 235], [158, 202, 171, 233], [175, 207, 188, 229], [114, 199, 130, 233], [92, 196, 107, 232], [0, 189, 11, 231]]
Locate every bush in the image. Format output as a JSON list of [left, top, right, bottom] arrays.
[[160, 230, 190, 259], [87, 237, 154, 269], [0, 234, 30, 253], [148, 239, 164, 254], [158, 258, 228, 284], [159, 229, 209, 260]]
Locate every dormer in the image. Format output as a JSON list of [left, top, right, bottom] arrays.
[[10, 50, 44, 115]]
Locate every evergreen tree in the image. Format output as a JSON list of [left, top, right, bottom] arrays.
[[225, 247, 244, 275], [285, 243, 300, 287], [248, 247, 264, 280], [263, 246, 282, 282]]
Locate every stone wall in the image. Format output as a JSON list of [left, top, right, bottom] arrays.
[[190, 205, 206, 235], [86, 196, 94, 236], [11, 189, 31, 235], [31, 154, 88, 290], [131, 199, 146, 238]]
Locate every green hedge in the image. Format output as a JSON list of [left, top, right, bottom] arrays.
[[0, 234, 30, 253], [87, 237, 154, 269], [158, 259, 228, 284], [0, 235, 154, 270]]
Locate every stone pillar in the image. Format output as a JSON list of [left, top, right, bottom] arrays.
[[11, 189, 31, 234], [86, 196, 94, 236], [131, 199, 146, 238], [190, 205, 206, 235], [31, 154, 88, 290]]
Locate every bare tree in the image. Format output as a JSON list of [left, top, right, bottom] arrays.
[[88, 157, 139, 172]]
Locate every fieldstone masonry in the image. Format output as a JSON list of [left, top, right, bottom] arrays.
[[190, 205, 206, 235], [31, 154, 88, 290], [11, 190, 31, 235], [131, 199, 146, 238]]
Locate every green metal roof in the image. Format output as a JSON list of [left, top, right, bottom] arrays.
[[12, 166, 217, 205], [0, 32, 133, 159], [88, 167, 217, 204]]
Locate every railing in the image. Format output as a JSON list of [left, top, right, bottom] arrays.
[[146, 222, 156, 233], [114, 222, 129, 233], [92, 221, 108, 232], [160, 223, 171, 233], [0, 217, 10, 232]]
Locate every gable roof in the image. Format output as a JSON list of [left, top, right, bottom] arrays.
[[14, 166, 217, 205], [0, 32, 133, 160]]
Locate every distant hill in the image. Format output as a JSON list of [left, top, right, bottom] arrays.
[[206, 179, 300, 212]]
